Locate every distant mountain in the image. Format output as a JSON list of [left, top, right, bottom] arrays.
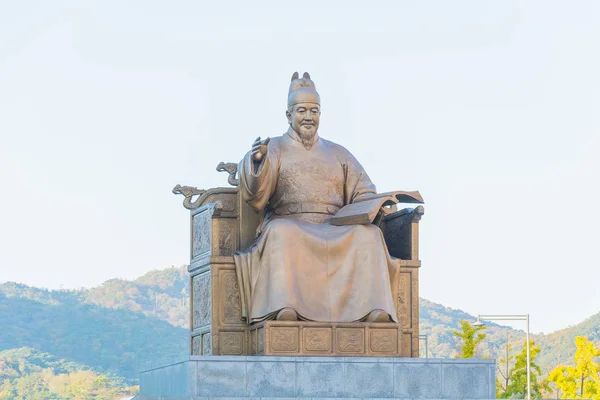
[[1, 265, 599, 388], [84, 266, 189, 329], [0, 277, 188, 382], [535, 311, 600, 372]]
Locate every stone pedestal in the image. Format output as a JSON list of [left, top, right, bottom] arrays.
[[138, 356, 496, 399]]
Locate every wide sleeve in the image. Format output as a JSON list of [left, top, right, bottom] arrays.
[[238, 145, 278, 212], [343, 151, 377, 204]]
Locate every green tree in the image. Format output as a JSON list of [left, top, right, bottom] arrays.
[[496, 334, 514, 398], [547, 336, 600, 399], [501, 340, 548, 399], [0, 379, 17, 400], [0, 348, 138, 400], [6, 373, 58, 400], [452, 320, 486, 358]]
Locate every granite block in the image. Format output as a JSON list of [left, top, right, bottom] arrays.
[[442, 364, 490, 399], [139, 362, 192, 397], [489, 364, 497, 399], [139, 356, 495, 399], [394, 361, 442, 399], [309, 398, 358, 400], [345, 361, 394, 398], [298, 356, 345, 363], [206, 398, 259, 400], [194, 361, 246, 397], [167, 361, 190, 396], [163, 397, 194, 400], [248, 356, 298, 362], [190, 355, 249, 362], [440, 358, 490, 364], [189, 361, 198, 397], [342, 356, 393, 363], [261, 398, 310, 400], [138, 370, 152, 396], [295, 361, 346, 397], [247, 361, 296, 397]]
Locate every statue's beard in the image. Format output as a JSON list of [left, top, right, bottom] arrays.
[[296, 126, 317, 149], [300, 130, 316, 149]]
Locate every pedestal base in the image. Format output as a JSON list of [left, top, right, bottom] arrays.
[[139, 356, 496, 399], [249, 321, 409, 357]]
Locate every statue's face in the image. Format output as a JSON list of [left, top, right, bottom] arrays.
[[287, 103, 320, 138]]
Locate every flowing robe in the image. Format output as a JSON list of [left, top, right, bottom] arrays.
[[234, 132, 400, 322]]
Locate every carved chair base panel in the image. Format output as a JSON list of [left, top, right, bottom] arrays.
[[248, 321, 414, 357]]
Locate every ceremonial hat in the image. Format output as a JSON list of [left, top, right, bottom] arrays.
[[287, 72, 320, 108]]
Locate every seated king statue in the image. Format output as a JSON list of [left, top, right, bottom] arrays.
[[234, 72, 405, 324]]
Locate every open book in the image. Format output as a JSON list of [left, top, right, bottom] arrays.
[[330, 190, 423, 226]]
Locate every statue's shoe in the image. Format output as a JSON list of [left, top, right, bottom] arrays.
[[365, 309, 390, 322], [276, 308, 298, 321]]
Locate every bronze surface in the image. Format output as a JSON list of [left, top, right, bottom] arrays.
[[179, 72, 424, 357], [247, 321, 411, 357]]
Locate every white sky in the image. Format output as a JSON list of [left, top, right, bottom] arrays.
[[0, 1, 598, 334]]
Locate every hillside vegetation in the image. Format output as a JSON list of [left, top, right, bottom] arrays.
[[0, 270, 188, 381], [0, 347, 137, 399]]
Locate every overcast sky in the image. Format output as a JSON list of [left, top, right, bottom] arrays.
[[1, 1, 598, 334]]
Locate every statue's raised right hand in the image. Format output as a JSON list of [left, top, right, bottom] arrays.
[[251, 136, 270, 163]]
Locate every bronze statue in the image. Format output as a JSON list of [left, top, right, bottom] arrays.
[[234, 72, 419, 324]]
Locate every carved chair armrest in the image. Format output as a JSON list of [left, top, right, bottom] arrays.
[[380, 205, 424, 260]]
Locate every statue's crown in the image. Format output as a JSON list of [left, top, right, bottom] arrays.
[[289, 72, 316, 93], [288, 72, 320, 108]]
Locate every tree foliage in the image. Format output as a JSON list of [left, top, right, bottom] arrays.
[[452, 320, 487, 358], [498, 340, 548, 399], [0, 348, 137, 399], [547, 336, 600, 399], [496, 337, 514, 397]]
